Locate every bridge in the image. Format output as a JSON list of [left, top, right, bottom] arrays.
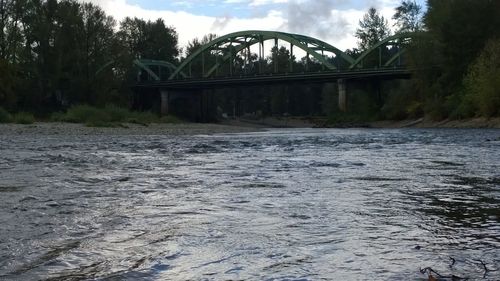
[[131, 30, 413, 120]]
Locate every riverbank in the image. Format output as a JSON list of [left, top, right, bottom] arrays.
[[0, 117, 499, 136], [223, 116, 500, 129], [0, 122, 262, 136], [368, 117, 500, 129]]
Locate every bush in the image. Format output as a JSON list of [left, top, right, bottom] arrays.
[[158, 115, 181, 124], [13, 112, 35, 124], [62, 105, 102, 123], [51, 104, 178, 127], [0, 107, 12, 123], [50, 111, 66, 122], [103, 104, 130, 122]]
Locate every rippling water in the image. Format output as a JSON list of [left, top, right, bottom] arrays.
[[0, 128, 499, 280]]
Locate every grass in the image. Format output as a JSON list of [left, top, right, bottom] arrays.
[[13, 112, 35, 124], [0, 107, 12, 123], [326, 111, 376, 125], [51, 104, 181, 127]]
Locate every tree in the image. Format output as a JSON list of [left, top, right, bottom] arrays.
[[393, 0, 422, 33], [268, 46, 295, 73], [355, 7, 391, 51], [461, 39, 500, 117], [417, 0, 500, 117], [185, 33, 217, 58], [117, 17, 179, 62], [0, 58, 17, 109]]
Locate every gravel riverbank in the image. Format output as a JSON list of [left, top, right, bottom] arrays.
[[0, 122, 262, 136], [1, 117, 499, 137]]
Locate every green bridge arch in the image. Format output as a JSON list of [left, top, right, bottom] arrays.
[[98, 32, 413, 82], [169, 30, 357, 80], [349, 33, 413, 70], [96, 59, 186, 81]]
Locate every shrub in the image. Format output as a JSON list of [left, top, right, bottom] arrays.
[[158, 115, 181, 124], [0, 107, 11, 123], [103, 104, 130, 122], [50, 111, 66, 122], [63, 105, 102, 123], [50, 104, 181, 126], [13, 112, 35, 124]]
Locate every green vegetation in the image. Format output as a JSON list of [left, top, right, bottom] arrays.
[[0, 0, 179, 115], [408, 0, 500, 120], [0, 107, 12, 123], [460, 39, 500, 118], [13, 112, 35, 124], [355, 7, 391, 51], [0, 0, 498, 124], [51, 105, 180, 127]]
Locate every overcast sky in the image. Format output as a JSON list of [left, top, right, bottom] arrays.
[[82, 0, 426, 53]]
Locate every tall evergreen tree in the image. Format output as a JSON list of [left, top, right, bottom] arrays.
[[355, 7, 391, 51]]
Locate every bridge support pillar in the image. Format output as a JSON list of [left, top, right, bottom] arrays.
[[160, 90, 169, 116], [338, 79, 347, 112], [199, 89, 215, 123]]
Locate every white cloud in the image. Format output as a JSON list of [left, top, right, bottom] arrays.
[[80, 0, 403, 55]]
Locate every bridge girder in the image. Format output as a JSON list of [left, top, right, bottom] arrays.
[[169, 30, 356, 80], [96, 59, 185, 81], [134, 59, 186, 80], [349, 33, 413, 70]]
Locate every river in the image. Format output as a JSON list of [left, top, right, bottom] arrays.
[[0, 128, 499, 280]]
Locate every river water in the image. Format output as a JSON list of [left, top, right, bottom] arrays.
[[0, 128, 499, 280]]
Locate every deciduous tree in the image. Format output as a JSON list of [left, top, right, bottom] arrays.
[[393, 0, 422, 33]]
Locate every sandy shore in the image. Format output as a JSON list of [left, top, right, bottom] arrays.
[[0, 122, 262, 136]]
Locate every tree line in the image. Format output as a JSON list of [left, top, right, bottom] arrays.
[[0, 0, 499, 121], [0, 0, 180, 116]]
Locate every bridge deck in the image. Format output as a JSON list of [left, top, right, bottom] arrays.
[[135, 68, 411, 90]]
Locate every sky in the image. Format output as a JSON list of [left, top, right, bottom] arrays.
[[82, 0, 426, 54]]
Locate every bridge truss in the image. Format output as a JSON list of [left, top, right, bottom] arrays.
[[119, 31, 413, 85]]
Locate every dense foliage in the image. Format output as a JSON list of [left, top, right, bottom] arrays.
[[411, 0, 500, 119], [0, 0, 179, 117], [0, 0, 498, 122]]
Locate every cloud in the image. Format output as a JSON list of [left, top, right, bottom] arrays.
[[78, 0, 402, 54], [211, 15, 232, 30], [250, 0, 289, 6], [283, 0, 350, 42]]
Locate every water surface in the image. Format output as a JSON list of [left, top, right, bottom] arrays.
[[0, 128, 499, 280]]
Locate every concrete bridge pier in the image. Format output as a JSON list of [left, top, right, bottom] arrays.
[[199, 89, 216, 122], [338, 79, 347, 112], [160, 90, 169, 116]]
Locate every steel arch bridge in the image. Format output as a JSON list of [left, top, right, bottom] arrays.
[[132, 31, 414, 119], [160, 30, 412, 81], [130, 30, 413, 86]]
